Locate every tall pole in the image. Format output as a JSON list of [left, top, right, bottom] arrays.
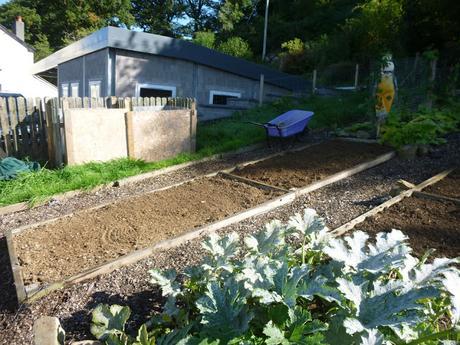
[[262, 0, 269, 61]]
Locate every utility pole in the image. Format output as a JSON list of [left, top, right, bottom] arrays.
[[262, 0, 269, 61]]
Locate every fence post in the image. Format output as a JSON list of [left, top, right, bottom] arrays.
[[259, 74, 265, 106], [354, 64, 359, 91], [0, 97, 11, 156], [190, 99, 197, 153], [312, 69, 317, 94], [45, 98, 63, 167], [427, 58, 438, 109]]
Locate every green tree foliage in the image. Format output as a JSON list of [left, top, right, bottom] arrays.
[[0, 0, 134, 60], [217, 36, 253, 59], [193, 31, 216, 48], [1, 0, 458, 71], [131, 0, 183, 36], [178, 0, 218, 35]]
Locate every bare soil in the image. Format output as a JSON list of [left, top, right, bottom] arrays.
[[14, 177, 280, 284], [424, 169, 460, 199], [357, 196, 460, 258], [233, 140, 390, 189]]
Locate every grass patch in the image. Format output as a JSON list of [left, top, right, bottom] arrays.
[[0, 93, 368, 206]]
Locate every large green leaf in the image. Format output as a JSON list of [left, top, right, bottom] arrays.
[[196, 280, 253, 341], [90, 304, 131, 341], [324, 230, 410, 274]]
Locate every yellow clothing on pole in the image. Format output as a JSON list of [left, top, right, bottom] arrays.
[[376, 74, 395, 116]]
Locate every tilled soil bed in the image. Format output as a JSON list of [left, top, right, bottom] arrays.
[[13, 176, 281, 284], [232, 140, 390, 189], [424, 168, 460, 198], [356, 196, 460, 258]]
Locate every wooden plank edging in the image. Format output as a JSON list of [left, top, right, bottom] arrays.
[[295, 151, 395, 197], [218, 172, 290, 193], [331, 169, 452, 237], [412, 191, 460, 206]]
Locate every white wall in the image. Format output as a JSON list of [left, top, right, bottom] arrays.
[[0, 29, 57, 98]]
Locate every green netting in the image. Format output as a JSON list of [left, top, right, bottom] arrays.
[[0, 157, 40, 181]]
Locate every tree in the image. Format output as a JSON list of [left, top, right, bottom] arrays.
[[193, 31, 216, 48], [178, 0, 219, 35], [217, 36, 253, 59], [0, 0, 135, 59], [132, 0, 184, 37]]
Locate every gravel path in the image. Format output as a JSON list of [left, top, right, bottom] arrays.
[[1, 134, 458, 344]]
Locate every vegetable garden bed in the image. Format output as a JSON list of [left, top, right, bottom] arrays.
[[357, 195, 460, 258], [231, 140, 390, 189], [12, 176, 282, 285], [5, 139, 395, 303]]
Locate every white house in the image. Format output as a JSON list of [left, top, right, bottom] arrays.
[[0, 17, 57, 98]]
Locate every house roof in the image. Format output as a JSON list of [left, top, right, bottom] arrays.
[[32, 26, 308, 91], [0, 23, 34, 52]]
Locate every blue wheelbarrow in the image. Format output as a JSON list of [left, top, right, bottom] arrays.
[[247, 110, 314, 146]]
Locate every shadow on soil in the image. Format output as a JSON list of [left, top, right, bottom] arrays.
[[0, 237, 18, 313], [60, 288, 164, 341]]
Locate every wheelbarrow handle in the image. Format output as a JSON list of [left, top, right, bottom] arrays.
[[245, 121, 279, 128]]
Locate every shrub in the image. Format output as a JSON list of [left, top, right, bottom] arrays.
[[217, 36, 253, 60], [381, 107, 459, 148], [193, 31, 216, 49], [85, 208, 460, 344]]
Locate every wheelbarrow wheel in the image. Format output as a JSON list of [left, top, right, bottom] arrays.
[[296, 126, 311, 142]]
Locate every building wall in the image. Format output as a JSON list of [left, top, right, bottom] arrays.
[[114, 49, 289, 120], [114, 50, 194, 98], [0, 29, 57, 98], [58, 48, 108, 98]]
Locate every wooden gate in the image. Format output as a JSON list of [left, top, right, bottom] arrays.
[[0, 97, 48, 161]]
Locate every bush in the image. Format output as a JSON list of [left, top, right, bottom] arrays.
[[381, 106, 460, 148], [217, 36, 253, 59], [193, 31, 216, 49], [83, 208, 460, 344]]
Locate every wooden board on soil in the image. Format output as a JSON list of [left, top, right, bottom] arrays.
[[423, 168, 460, 199], [356, 196, 460, 258], [13, 176, 282, 285], [232, 140, 390, 189]]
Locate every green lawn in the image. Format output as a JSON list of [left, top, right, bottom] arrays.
[[0, 93, 368, 206]]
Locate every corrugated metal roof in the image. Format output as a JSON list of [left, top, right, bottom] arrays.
[[33, 26, 308, 91]]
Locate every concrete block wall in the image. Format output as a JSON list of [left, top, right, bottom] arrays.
[[63, 107, 196, 165], [126, 109, 196, 162], [64, 108, 128, 165]]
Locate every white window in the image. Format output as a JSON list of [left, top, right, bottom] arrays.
[[89, 80, 101, 98], [135, 83, 176, 98], [61, 83, 69, 97], [70, 82, 79, 97], [209, 90, 241, 105]]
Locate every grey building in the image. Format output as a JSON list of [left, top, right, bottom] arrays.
[[32, 26, 308, 120]]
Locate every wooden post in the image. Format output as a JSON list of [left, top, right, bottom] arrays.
[[354, 64, 359, 91], [45, 99, 63, 167], [0, 97, 12, 156], [259, 74, 265, 106], [7, 97, 19, 153], [427, 58, 437, 109], [190, 99, 197, 153], [312, 69, 317, 94]]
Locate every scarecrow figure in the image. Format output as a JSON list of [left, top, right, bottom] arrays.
[[375, 55, 397, 137]]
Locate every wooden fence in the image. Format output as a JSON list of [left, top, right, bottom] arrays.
[[0, 97, 48, 161], [0, 96, 196, 167]]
